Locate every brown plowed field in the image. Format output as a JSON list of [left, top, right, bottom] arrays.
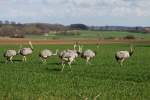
[[0, 38, 150, 45]]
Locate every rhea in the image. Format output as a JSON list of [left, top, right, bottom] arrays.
[[39, 49, 58, 63], [60, 42, 80, 60], [78, 46, 96, 64], [4, 50, 17, 63], [115, 45, 134, 66], [66, 42, 80, 56], [59, 50, 78, 72], [59, 43, 80, 72], [19, 41, 34, 61]]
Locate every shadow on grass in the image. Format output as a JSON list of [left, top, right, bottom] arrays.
[[45, 67, 61, 72], [0, 59, 22, 64], [13, 59, 22, 62], [0, 61, 5, 64], [45, 62, 79, 66], [135, 44, 150, 47], [47, 62, 60, 65]]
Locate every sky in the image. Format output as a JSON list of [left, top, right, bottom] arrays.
[[0, 0, 150, 26]]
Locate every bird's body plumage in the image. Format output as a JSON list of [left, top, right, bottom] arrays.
[[4, 50, 17, 62], [59, 48, 79, 72], [62, 51, 77, 59], [4, 50, 17, 57], [82, 49, 95, 58], [19, 48, 32, 56], [115, 46, 134, 66], [81, 49, 96, 64], [19, 41, 34, 61], [39, 49, 58, 63], [40, 49, 53, 59], [66, 49, 78, 58], [115, 51, 130, 60], [60, 51, 77, 72]]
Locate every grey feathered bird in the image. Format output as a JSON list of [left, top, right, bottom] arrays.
[[4, 50, 17, 62], [59, 50, 67, 59], [59, 43, 80, 72], [67, 42, 78, 54], [81, 50, 96, 64], [19, 41, 34, 61], [78, 46, 96, 64], [59, 43, 80, 60], [59, 50, 78, 72], [115, 45, 134, 66], [39, 49, 58, 63]]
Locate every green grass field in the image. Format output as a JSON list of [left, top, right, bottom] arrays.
[[25, 30, 150, 40], [0, 44, 150, 100]]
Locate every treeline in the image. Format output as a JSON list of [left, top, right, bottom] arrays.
[[0, 21, 89, 38], [0, 20, 150, 38], [90, 26, 150, 33], [0, 21, 70, 38]]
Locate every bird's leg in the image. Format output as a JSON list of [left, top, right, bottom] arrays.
[[86, 60, 88, 65], [88, 61, 92, 65], [88, 58, 92, 65], [61, 61, 65, 72], [43, 59, 47, 64], [5, 59, 8, 63], [22, 56, 24, 61], [68, 61, 72, 71], [10, 56, 13, 63], [73, 59, 76, 62], [24, 56, 27, 62], [5, 57, 9, 63], [86, 57, 90, 65], [120, 59, 125, 66], [22, 56, 27, 62], [61, 64, 65, 72], [40, 57, 44, 63], [69, 58, 73, 69], [40, 57, 46, 64]]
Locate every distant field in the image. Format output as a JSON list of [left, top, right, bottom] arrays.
[[25, 30, 150, 40], [0, 44, 150, 100]]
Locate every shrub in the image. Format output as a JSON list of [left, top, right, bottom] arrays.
[[104, 36, 115, 39], [124, 35, 136, 39]]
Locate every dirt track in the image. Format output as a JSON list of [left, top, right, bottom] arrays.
[[0, 38, 150, 45]]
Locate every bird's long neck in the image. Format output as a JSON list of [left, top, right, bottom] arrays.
[[73, 44, 77, 51], [129, 47, 133, 56], [17, 44, 22, 54], [129, 51, 133, 56], [52, 49, 58, 56], [17, 49, 21, 55], [77, 45, 83, 55], [29, 41, 34, 50], [30, 45, 34, 50]]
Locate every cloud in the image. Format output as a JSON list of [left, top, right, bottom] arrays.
[[0, 0, 149, 26]]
